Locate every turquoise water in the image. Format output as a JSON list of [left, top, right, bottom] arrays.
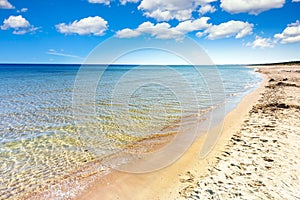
[[0, 64, 261, 199]]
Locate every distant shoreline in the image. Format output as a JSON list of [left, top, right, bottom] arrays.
[[249, 60, 300, 66]]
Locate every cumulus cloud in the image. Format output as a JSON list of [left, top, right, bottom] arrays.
[[116, 17, 211, 40], [117, 18, 254, 41], [56, 16, 108, 36], [199, 4, 216, 15], [220, 0, 285, 15], [274, 20, 300, 44], [175, 17, 211, 32], [138, 0, 216, 21], [203, 20, 253, 40], [1, 15, 37, 34], [116, 21, 182, 39], [0, 0, 14, 9], [116, 28, 141, 38], [246, 36, 274, 48], [88, 0, 110, 5], [88, 0, 216, 20]]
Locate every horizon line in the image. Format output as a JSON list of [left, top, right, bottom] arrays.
[[0, 60, 299, 66]]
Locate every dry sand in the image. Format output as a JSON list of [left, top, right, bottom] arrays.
[[77, 65, 300, 200], [176, 65, 300, 199]]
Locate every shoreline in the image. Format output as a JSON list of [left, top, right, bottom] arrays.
[[76, 69, 267, 199]]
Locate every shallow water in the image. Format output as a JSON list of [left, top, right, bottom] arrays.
[[0, 64, 261, 199]]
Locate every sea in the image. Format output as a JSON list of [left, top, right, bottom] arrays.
[[0, 64, 262, 199]]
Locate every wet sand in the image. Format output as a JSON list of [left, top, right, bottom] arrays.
[[77, 64, 300, 200]]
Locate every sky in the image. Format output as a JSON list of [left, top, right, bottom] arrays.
[[0, 0, 300, 64]]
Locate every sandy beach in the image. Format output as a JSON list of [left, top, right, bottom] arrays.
[[175, 64, 300, 199], [1, 1, 300, 199], [77, 64, 300, 200]]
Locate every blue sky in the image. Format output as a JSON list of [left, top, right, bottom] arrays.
[[0, 0, 300, 64]]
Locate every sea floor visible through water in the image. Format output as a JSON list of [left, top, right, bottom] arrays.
[[0, 64, 262, 199]]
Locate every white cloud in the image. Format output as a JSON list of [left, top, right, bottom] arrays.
[[88, 0, 140, 5], [116, 17, 211, 40], [247, 36, 274, 48], [87, 0, 216, 20], [1, 15, 37, 34], [203, 20, 253, 40], [292, 0, 300, 2], [0, 0, 14, 9], [274, 20, 300, 44], [1, 15, 29, 29], [116, 28, 141, 38], [138, 0, 217, 21], [17, 8, 28, 13], [56, 16, 108, 36], [175, 17, 211, 33], [116, 21, 182, 39], [199, 4, 216, 15], [220, 0, 285, 15], [88, 0, 110, 5], [120, 0, 140, 5]]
